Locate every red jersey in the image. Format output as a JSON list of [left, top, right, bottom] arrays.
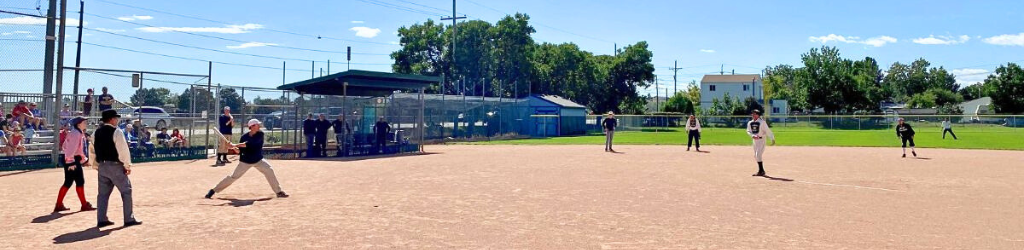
[[12, 106, 29, 117]]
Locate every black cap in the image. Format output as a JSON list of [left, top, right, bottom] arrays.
[[751, 109, 762, 115], [101, 109, 121, 122]]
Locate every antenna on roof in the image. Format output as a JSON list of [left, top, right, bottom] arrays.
[[732, 69, 735, 75], [720, 64, 724, 75]]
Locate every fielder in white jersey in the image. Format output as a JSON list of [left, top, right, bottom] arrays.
[[746, 110, 775, 176]]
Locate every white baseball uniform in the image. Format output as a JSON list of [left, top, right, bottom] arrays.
[[746, 117, 775, 162]]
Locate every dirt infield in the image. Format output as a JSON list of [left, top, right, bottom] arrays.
[[1, 145, 1022, 249]]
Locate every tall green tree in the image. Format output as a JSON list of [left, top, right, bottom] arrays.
[[129, 87, 172, 107], [219, 88, 245, 112], [391, 19, 449, 93], [598, 41, 655, 114], [491, 13, 536, 98], [176, 87, 214, 113], [797, 46, 856, 113], [985, 63, 1024, 114], [662, 92, 694, 114]]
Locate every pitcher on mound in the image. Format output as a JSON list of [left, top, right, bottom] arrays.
[[746, 110, 775, 176]]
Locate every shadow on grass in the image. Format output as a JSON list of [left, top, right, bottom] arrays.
[[32, 211, 85, 224], [216, 197, 273, 207], [52, 226, 126, 244]]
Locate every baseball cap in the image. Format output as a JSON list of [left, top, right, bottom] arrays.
[[246, 119, 262, 127]]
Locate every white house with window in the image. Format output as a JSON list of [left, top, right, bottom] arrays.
[[700, 74, 789, 115], [700, 74, 762, 107]]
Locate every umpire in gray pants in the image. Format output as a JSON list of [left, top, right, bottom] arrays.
[[603, 112, 618, 152], [91, 109, 142, 228]]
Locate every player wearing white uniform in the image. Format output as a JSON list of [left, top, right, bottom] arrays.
[[746, 110, 775, 176]]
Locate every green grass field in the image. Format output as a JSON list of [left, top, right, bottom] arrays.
[[468, 126, 1024, 150]]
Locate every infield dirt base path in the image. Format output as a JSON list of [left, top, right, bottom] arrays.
[[1, 145, 1022, 249]]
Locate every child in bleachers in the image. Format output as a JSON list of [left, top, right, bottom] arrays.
[[23, 123, 36, 144], [0, 127, 10, 156], [170, 128, 187, 147], [10, 128, 26, 156], [156, 128, 171, 147]]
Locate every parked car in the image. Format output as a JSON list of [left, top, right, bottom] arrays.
[[118, 106, 172, 130], [262, 111, 301, 130]]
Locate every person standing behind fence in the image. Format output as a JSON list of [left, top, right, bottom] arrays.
[[217, 107, 234, 165], [941, 118, 958, 140], [332, 114, 351, 156], [302, 114, 317, 157], [91, 109, 141, 228], [54, 117, 96, 213], [603, 112, 617, 153], [686, 115, 702, 152], [205, 119, 289, 199], [374, 117, 391, 154], [316, 114, 330, 157], [98, 87, 115, 112], [82, 88, 94, 116]]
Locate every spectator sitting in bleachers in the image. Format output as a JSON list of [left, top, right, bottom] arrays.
[[58, 123, 70, 149], [0, 127, 10, 156], [10, 127, 26, 156], [169, 128, 188, 147], [0, 114, 11, 132], [23, 122, 36, 144], [59, 104, 73, 126], [156, 128, 171, 147], [138, 125, 155, 156], [28, 102, 47, 129], [124, 124, 137, 148]]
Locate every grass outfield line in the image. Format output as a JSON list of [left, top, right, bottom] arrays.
[[465, 126, 1024, 150]]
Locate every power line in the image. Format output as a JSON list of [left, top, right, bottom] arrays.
[[354, 0, 445, 16], [84, 27, 330, 63], [91, 0, 397, 46], [85, 13, 391, 56], [462, 0, 614, 44], [391, 0, 468, 16]]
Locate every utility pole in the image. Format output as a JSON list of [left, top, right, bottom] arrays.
[[671, 60, 682, 96], [42, 0, 57, 115], [72, 0, 84, 110], [655, 75, 659, 112], [441, 0, 466, 96], [51, 0, 68, 164]]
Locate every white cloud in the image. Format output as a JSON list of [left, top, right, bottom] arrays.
[[116, 15, 154, 21], [14, 31, 31, 34], [861, 36, 898, 47], [350, 27, 381, 38], [389, 41, 400, 45], [94, 28, 126, 33], [808, 34, 897, 47], [983, 33, 1024, 46], [912, 35, 970, 45], [699, 49, 715, 53], [950, 68, 990, 85], [137, 23, 263, 34], [0, 16, 86, 26], [0, 32, 11, 36], [809, 34, 856, 44], [226, 42, 278, 49], [351, 21, 364, 24]]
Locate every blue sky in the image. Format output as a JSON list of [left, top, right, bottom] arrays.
[[2, 0, 1023, 101]]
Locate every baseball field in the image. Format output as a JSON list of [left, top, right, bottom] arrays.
[[472, 126, 1024, 150], [2, 144, 1022, 249]]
